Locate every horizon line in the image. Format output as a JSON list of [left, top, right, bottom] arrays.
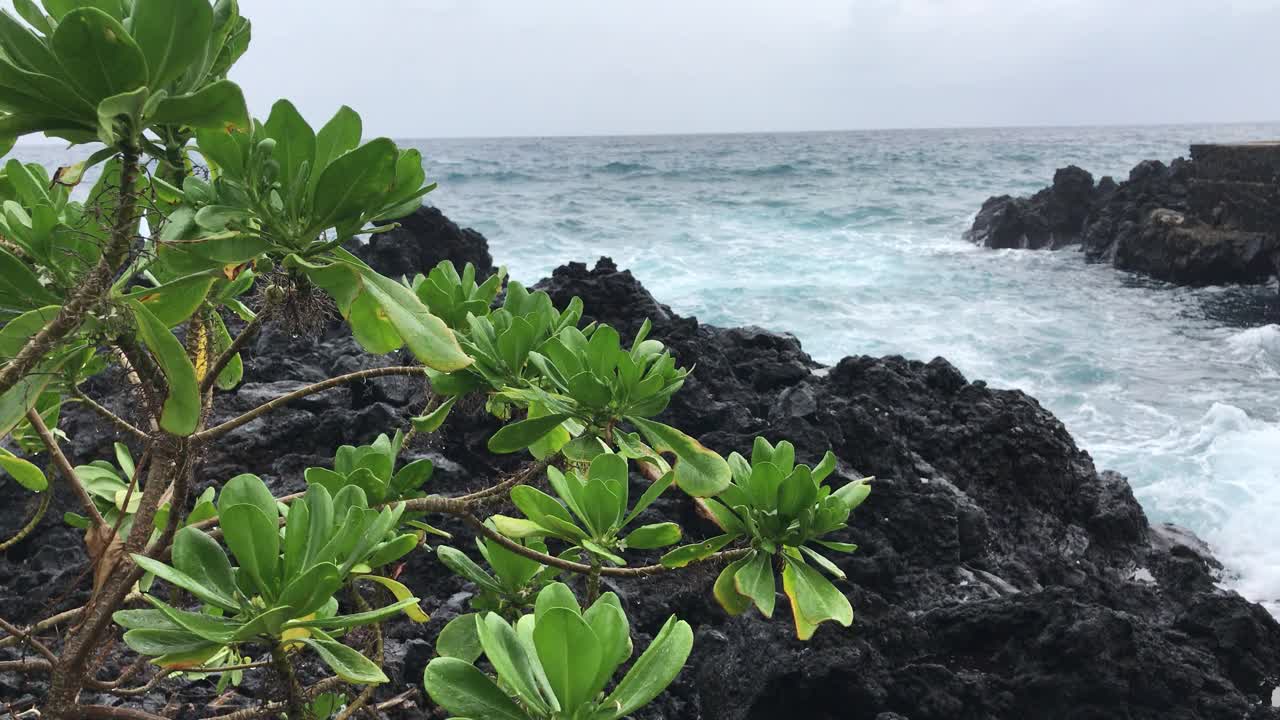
[[13, 118, 1280, 147]]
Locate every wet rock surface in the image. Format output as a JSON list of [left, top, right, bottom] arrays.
[[969, 145, 1280, 287], [4, 215, 1279, 718]]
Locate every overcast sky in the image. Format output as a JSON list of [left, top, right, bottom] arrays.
[[10, 0, 1280, 138]]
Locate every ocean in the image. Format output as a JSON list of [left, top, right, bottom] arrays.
[[16, 122, 1280, 613]]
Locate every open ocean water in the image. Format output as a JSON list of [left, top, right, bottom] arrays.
[[18, 122, 1280, 612]]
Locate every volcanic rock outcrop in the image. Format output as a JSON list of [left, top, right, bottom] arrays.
[[968, 143, 1280, 287], [4, 211, 1278, 719]]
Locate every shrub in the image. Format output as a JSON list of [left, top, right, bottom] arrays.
[[0, 2, 874, 719]]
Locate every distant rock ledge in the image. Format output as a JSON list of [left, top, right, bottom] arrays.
[[966, 143, 1280, 287]]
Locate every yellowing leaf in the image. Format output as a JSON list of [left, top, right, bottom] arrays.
[[356, 574, 429, 622]]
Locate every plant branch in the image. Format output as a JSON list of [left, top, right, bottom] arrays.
[[455, 459, 550, 504], [0, 658, 51, 674], [73, 704, 169, 720], [270, 644, 307, 720], [26, 408, 107, 528], [193, 366, 428, 442], [71, 388, 148, 440], [0, 615, 58, 664]]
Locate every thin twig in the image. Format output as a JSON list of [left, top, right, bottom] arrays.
[[455, 459, 550, 504], [26, 408, 107, 528], [0, 658, 51, 674], [73, 704, 169, 720], [375, 689, 417, 712], [71, 388, 148, 440], [0, 615, 58, 664], [0, 489, 50, 551], [193, 366, 429, 442]]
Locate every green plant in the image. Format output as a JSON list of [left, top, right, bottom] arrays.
[[707, 438, 871, 639], [121, 475, 424, 686], [492, 453, 681, 566], [0, 2, 876, 718], [424, 582, 693, 720], [305, 430, 434, 507]]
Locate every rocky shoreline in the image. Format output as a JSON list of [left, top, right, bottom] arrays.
[[3, 207, 1279, 718], [967, 143, 1280, 288]]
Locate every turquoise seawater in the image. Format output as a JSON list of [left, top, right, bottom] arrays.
[[18, 123, 1280, 612]]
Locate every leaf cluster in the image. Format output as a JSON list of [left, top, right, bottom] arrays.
[[121, 474, 424, 683], [424, 582, 693, 720]]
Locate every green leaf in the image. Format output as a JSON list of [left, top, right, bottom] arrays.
[[130, 0, 212, 89], [510, 486, 585, 541], [622, 469, 675, 526], [143, 596, 238, 643], [195, 125, 248, 176], [423, 657, 528, 720], [264, 98, 315, 200], [128, 300, 199, 435], [148, 79, 249, 131], [534, 582, 581, 617], [733, 551, 777, 618], [781, 555, 853, 641], [436, 613, 483, 663], [311, 138, 397, 230], [583, 594, 631, 696], [285, 597, 420, 630], [297, 637, 388, 684], [171, 527, 236, 604], [713, 557, 753, 616], [812, 451, 838, 483], [209, 312, 242, 390], [95, 86, 148, 144], [628, 417, 730, 497], [410, 395, 456, 433], [0, 246, 60, 308], [43, 0, 125, 22], [800, 545, 846, 580], [600, 615, 693, 719], [127, 273, 215, 327], [623, 522, 682, 550], [777, 466, 819, 518], [533, 606, 600, 710], [700, 498, 745, 535], [217, 473, 278, 522], [832, 478, 873, 511], [50, 8, 146, 105], [12, 0, 52, 34], [350, 262, 472, 372], [122, 628, 216, 658], [478, 612, 556, 715], [130, 554, 238, 611], [0, 447, 47, 491], [365, 533, 418, 568], [816, 540, 859, 554], [277, 562, 342, 618], [436, 545, 503, 594], [659, 533, 736, 569], [310, 105, 361, 196], [220, 503, 279, 599], [488, 413, 573, 454]]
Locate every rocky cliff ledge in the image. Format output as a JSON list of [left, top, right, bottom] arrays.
[[4, 207, 1279, 719], [967, 143, 1280, 286]]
